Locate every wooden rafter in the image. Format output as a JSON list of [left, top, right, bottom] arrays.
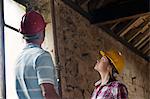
[[140, 41, 149, 55], [110, 22, 120, 30], [128, 21, 149, 42], [137, 37, 149, 49], [100, 26, 149, 61], [62, 0, 150, 61], [119, 17, 144, 37], [143, 45, 150, 54], [94, 13, 150, 25], [145, 49, 150, 56], [132, 29, 149, 47]]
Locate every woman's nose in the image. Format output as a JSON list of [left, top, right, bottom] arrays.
[[96, 60, 99, 63]]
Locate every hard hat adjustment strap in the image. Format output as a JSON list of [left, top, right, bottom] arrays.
[[23, 33, 41, 40]]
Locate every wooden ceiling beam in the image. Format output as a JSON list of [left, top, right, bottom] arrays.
[[131, 29, 149, 46], [95, 13, 150, 26], [128, 21, 149, 42], [137, 37, 149, 49], [143, 46, 149, 55], [119, 17, 144, 37], [140, 41, 149, 56], [62, 0, 150, 61], [110, 22, 120, 30], [145, 49, 150, 56], [125, 28, 141, 41], [100, 26, 149, 61]]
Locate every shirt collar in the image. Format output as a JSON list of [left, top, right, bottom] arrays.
[[24, 43, 41, 50], [94, 80, 102, 87], [95, 76, 116, 87]]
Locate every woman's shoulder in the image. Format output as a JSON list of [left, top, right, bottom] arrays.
[[110, 80, 127, 88], [111, 81, 128, 97]]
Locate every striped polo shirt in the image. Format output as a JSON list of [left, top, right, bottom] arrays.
[[15, 43, 59, 99]]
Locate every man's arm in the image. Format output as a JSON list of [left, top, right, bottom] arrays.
[[40, 83, 60, 99], [35, 52, 61, 99]]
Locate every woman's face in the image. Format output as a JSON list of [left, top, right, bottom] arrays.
[[94, 56, 110, 73]]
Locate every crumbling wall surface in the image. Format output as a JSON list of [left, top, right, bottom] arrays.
[[27, 0, 150, 99], [54, 0, 150, 99]]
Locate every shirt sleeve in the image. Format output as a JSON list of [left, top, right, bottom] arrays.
[[116, 84, 128, 99], [35, 52, 55, 85]]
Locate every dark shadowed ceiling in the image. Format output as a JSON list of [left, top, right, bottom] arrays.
[[62, 0, 150, 61]]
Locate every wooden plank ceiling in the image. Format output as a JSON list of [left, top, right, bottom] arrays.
[[62, 0, 150, 61]]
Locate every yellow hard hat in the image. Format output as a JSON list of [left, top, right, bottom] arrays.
[[100, 50, 125, 74]]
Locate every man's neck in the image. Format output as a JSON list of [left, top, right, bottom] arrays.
[[26, 42, 41, 47]]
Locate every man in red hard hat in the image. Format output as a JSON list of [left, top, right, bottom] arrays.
[[15, 10, 60, 99]]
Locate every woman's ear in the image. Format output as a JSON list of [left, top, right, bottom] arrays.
[[107, 65, 112, 72]]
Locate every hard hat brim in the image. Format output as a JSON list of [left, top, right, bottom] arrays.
[[100, 50, 119, 74]]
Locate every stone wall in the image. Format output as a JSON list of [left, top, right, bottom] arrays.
[[54, 0, 150, 99], [27, 0, 150, 99]]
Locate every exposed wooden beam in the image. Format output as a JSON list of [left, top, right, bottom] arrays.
[[125, 28, 141, 41], [130, 27, 149, 46], [100, 26, 149, 61], [128, 21, 149, 42], [109, 19, 132, 35], [95, 13, 150, 26], [143, 45, 150, 54], [140, 41, 149, 56], [90, 0, 149, 24], [119, 17, 144, 37], [110, 22, 120, 30], [145, 49, 150, 56], [134, 32, 150, 48], [137, 37, 149, 50]]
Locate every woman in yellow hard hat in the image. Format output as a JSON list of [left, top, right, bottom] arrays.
[[91, 50, 128, 99]]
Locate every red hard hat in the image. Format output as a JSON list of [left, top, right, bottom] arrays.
[[20, 10, 46, 35]]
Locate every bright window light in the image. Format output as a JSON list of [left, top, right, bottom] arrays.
[[4, 0, 25, 99]]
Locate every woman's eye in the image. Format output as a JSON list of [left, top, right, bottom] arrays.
[[101, 57, 107, 62]]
